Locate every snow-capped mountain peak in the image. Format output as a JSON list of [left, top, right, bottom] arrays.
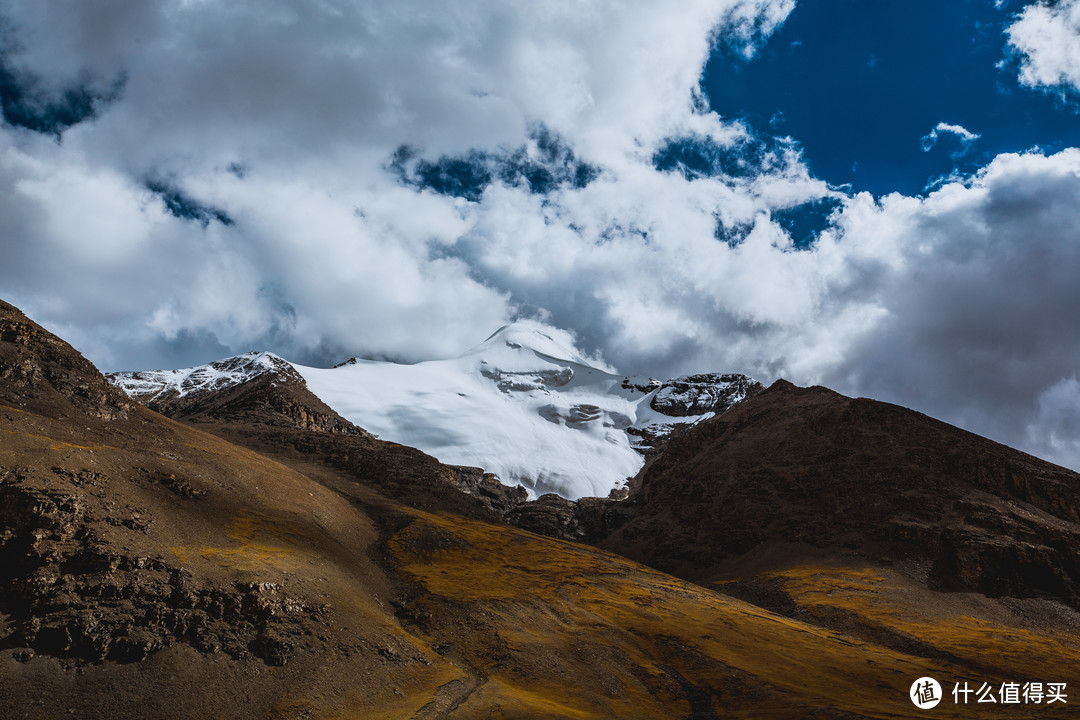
[[464, 322, 609, 370], [109, 328, 763, 500], [106, 351, 296, 402], [451, 322, 616, 397]]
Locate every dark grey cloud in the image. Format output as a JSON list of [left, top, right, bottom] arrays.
[[144, 178, 233, 227], [810, 151, 1080, 469], [0, 59, 122, 138]]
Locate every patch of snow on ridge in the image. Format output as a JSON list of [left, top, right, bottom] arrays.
[[108, 351, 295, 401]]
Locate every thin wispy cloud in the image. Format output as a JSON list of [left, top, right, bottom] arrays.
[[920, 122, 981, 157]]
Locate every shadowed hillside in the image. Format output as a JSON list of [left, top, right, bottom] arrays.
[[602, 380, 1080, 598]]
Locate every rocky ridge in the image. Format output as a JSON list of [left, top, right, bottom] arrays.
[[1, 300, 131, 421], [601, 380, 1080, 606]]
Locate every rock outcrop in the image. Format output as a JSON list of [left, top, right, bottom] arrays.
[[0, 467, 326, 666], [626, 372, 764, 454], [504, 494, 615, 541], [648, 372, 764, 416], [0, 300, 131, 420], [448, 465, 529, 516]]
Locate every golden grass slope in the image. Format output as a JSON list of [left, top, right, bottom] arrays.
[[384, 508, 1080, 719], [0, 400, 466, 719]]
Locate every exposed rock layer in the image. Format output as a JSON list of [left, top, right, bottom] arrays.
[[649, 372, 764, 417], [0, 299, 131, 420]]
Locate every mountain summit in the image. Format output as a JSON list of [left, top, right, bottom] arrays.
[[110, 322, 763, 499]]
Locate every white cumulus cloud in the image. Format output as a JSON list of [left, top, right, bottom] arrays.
[[1006, 0, 1080, 95]]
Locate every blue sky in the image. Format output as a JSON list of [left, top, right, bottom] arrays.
[[704, 0, 1080, 196]]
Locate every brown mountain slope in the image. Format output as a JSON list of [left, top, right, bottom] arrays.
[[0, 300, 470, 717], [123, 341, 1080, 715], [5, 299, 1080, 719], [591, 378, 1080, 702], [600, 379, 1080, 599]]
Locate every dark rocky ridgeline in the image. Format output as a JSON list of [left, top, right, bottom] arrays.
[[482, 376, 1080, 613], [0, 299, 131, 420], [597, 379, 1080, 605], [136, 370, 366, 437]]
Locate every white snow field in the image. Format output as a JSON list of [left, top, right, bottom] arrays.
[[110, 323, 758, 500], [295, 323, 653, 499]]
